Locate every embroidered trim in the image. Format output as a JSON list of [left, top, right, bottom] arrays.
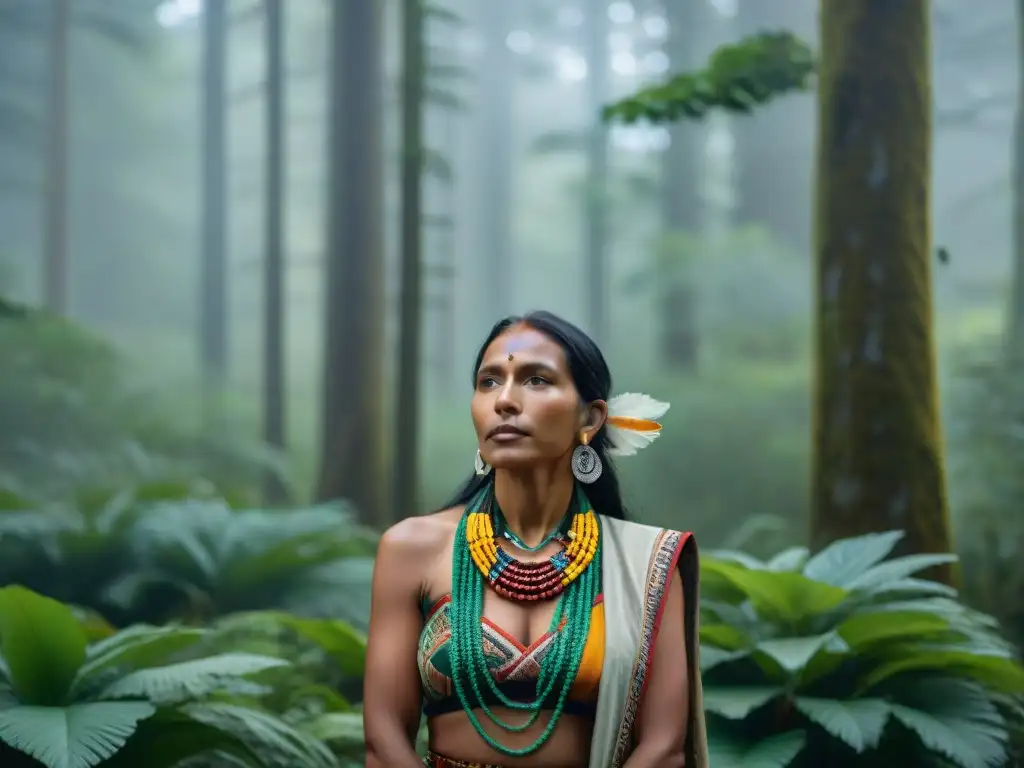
[[610, 528, 688, 766], [423, 752, 504, 768]]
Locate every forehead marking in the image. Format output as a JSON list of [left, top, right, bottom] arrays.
[[503, 332, 541, 355]]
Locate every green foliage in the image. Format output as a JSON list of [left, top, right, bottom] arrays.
[[0, 313, 290, 499], [0, 483, 377, 630], [700, 531, 1024, 767], [204, 611, 370, 766], [945, 341, 1024, 650], [0, 585, 342, 768], [603, 31, 814, 125]]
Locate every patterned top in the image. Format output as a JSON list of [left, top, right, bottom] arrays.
[[417, 592, 605, 718]]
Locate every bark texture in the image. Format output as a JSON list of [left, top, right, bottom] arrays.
[[811, 0, 953, 582]]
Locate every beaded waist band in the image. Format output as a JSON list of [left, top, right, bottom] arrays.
[[424, 751, 504, 768]]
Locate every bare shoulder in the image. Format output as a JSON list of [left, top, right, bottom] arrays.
[[377, 506, 463, 564]]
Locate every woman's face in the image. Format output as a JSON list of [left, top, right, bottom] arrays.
[[472, 325, 599, 470]]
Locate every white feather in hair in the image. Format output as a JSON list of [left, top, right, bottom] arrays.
[[604, 392, 670, 456]]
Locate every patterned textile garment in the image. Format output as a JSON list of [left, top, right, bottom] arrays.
[[417, 592, 604, 718], [587, 518, 709, 768]]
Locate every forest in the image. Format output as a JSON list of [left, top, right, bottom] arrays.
[[1, 0, 1023, 766]]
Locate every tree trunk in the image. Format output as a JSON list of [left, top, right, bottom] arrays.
[[1008, 0, 1024, 366], [316, 0, 386, 526], [659, 0, 704, 372], [810, 0, 953, 583], [431, 106, 458, 395], [262, 0, 287, 503], [584, 0, 609, 345], [393, 0, 425, 522], [43, 0, 69, 314], [201, 0, 228, 412], [478, 2, 513, 321]]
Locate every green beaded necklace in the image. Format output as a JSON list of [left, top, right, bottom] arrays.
[[448, 483, 602, 757]]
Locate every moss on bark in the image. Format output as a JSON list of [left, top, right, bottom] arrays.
[[810, 0, 954, 583]]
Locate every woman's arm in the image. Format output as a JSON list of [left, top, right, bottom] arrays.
[[363, 519, 435, 768], [623, 567, 688, 768]]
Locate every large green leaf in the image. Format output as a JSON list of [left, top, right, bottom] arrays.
[[286, 683, 352, 712], [703, 686, 782, 719], [69, 607, 117, 643], [847, 553, 960, 592], [272, 614, 366, 677], [838, 610, 951, 648], [184, 702, 337, 768], [766, 546, 809, 572], [857, 648, 1024, 694], [302, 711, 364, 751], [700, 600, 760, 635], [98, 654, 288, 704], [794, 697, 890, 752], [702, 561, 848, 623], [77, 625, 206, 683], [862, 577, 958, 599], [700, 646, 747, 673], [891, 704, 1006, 768], [0, 701, 155, 768], [700, 623, 749, 650], [706, 550, 767, 570], [802, 531, 903, 586], [708, 730, 806, 768], [101, 707, 263, 768], [755, 633, 838, 675], [0, 586, 87, 705]]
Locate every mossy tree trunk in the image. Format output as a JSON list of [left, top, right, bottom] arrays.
[[810, 0, 954, 582]]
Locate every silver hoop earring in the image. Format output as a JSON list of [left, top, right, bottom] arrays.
[[474, 450, 491, 476], [572, 444, 602, 484]]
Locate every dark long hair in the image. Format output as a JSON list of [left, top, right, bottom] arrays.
[[441, 310, 629, 520]]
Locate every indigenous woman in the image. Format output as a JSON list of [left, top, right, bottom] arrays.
[[364, 311, 708, 768]]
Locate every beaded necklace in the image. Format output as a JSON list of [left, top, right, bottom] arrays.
[[449, 482, 602, 757], [494, 505, 571, 552]]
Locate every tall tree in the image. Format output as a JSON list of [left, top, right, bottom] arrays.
[[316, 0, 385, 525], [478, 3, 514, 320], [394, 0, 425, 521], [201, 0, 229, 414], [263, 0, 287, 502], [1009, 0, 1024, 366], [43, 0, 70, 314], [584, 0, 609, 344], [810, 1, 953, 581], [659, 0, 705, 371]]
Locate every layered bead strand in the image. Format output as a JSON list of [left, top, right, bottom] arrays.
[[467, 498, 599, 601], [448, 484, 602, 758]]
